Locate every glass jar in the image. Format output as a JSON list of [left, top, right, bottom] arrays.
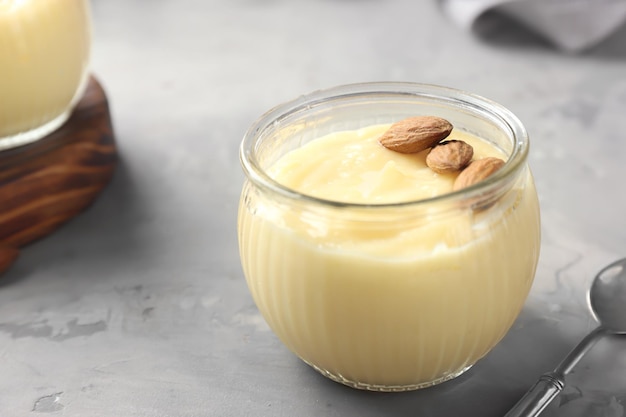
[[238, 82, 541, 392], [0, 0, 92, 150]]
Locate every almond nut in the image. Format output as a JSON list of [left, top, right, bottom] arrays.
[[453, 157, 505, 191], [426, 140, 474, 174], [378, 116, 453, 154], [0, 244, 19, 276]]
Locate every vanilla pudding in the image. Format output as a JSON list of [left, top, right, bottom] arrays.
[[0, 0, 91, 148], [238, 84, 541, 391]]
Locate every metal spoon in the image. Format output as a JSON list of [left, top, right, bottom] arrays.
[[505, 258, 626, 417]]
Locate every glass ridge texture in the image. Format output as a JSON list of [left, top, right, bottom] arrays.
[[238, 82, 541, 391]]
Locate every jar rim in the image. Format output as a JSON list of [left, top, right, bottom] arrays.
[[240, 81, 529, 209]]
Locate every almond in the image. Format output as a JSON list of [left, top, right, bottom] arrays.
[[453, 157, 505, 191], [0, 244, 19, 276], [426, 140, 474, 174], [378, 116, 453, 154]]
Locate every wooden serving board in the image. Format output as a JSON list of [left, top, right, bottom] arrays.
[[0, 76, 117, 274]]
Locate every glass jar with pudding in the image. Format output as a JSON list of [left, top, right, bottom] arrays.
[[238, 82, 541, 392], [0, 0, 91, 150]]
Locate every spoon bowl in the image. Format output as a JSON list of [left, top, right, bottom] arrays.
[[589, 258, 626, 334]]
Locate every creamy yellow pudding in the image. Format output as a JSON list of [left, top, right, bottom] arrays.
[[0, 0, 91, 147], [239, 121, 540, 390]]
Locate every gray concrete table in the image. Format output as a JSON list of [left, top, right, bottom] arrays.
[[2, 1, 626, 416]]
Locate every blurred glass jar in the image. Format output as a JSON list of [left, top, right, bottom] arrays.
[[0, 0, 92, 150], [238, 82, 541, 392]]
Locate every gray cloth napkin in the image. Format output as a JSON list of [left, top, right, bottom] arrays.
[[440, 0, 626, 52]]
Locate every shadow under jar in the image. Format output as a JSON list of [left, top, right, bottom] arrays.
[[238, 82, 541, 392]]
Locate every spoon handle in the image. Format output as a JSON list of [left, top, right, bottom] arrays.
[[504, 372, 564, 417], [505, 327, 606, 417]]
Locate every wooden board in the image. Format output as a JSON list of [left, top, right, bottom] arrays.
[[0, 76, 117, 273]]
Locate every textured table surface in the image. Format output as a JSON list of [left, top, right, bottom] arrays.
[[1, 1, 626, 416]]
